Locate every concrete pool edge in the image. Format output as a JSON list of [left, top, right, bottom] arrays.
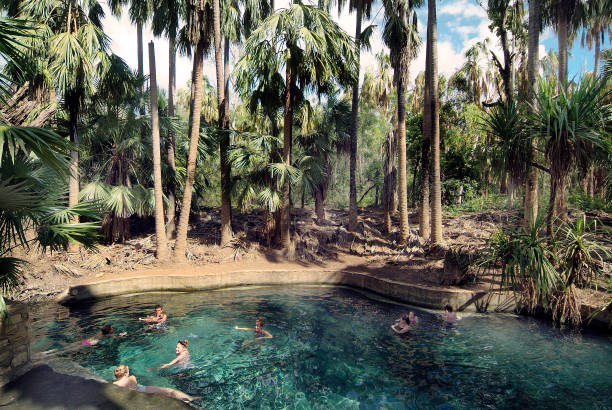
[[56, 269, 612, 329], [57, 268, 517, 313]]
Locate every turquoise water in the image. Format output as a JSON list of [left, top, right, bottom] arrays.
[[30, 286, 612, 409]]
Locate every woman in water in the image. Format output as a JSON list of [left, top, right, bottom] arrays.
[[391, 314, 412, 334], [443, 304, 461, 322], [235, 317, 273, 339], [78, 324, 127, 345], [113, 364, 196, 402], [39, 324, 125, 356], [149, 340, 191, 371]]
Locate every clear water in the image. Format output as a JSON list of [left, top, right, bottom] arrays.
[[29, 286, 612, 409]]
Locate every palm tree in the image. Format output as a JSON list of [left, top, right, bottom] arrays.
[[460, 41, 489, 107], [362, 52, 396, 233], [109, 0, 152, 97], [17, 0, 110, 243], [426, 0, 443, 245], [79, 54, 164, 244], [319, 0, 375, 232], [152, 0, 186, 238], [582, 0, 611, 75], [235, 4, 357, 252], [174, 0, 213, 261], [383, 0, 422, 244], [0, 16, 100, 313], [550, 0, 584, 86], [210, 0, 234, 245], [147, 41, 168, 260], [347, 0, 374, 232], [524, 0, 542, 228], [486, 0, 524, 105], [532, 77, 611, 235]]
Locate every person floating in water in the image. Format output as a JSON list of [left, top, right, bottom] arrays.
[[78, 324, 127, 345], [39, 324, 125, 356], [149, 339, 191, 372], [391, 314, 412, 334], [443, 304, 461, 322], [235, 317, 273, 339], [113, 364, 196, 402], [139, 304, 167, 329]]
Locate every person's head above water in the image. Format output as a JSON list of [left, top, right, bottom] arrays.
[[176, 339, 189, 354], [444, 304, 453, 313], [400, 315, 410, 325], [101, 324, 113, 335], [255, 317, 264, 329], [154, 304, 163, 315], [114, 364, 129, 380]]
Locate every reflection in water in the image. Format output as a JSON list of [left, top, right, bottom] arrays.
[[29, 286, 612, 409]]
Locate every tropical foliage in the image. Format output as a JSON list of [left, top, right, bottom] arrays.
[[0, 0, 610, 328]]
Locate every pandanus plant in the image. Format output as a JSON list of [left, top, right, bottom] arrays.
[[530, 76, 612, 236]]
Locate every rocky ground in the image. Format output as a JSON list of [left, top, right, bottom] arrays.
[[7, 207, 611, 313]]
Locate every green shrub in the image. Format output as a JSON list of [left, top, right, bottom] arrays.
[[569, 191, 612, 213], [441, 178, 479, 206]]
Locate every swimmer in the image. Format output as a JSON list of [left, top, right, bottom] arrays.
[[391, 314, 411, 334], [113, 364, 196, 402], [408, 311, 419, 325], [148, 340, 191, 372], [443, 304, 461, 322], [139, 304, 167, 326], [39, 324, 125, 356], [234, 317, 273, 339]]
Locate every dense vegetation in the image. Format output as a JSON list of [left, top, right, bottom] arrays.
[[0, 0, 611, 325]]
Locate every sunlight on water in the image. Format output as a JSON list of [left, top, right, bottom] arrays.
[[29, 286, 612, 409]]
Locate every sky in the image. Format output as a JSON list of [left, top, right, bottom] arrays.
[[101, 0, 609, 97]]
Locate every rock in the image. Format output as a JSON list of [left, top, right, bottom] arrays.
[[11, 351, 28, 368]]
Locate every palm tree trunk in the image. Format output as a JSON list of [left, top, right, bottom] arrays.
[[315, 152, 328, 221], [411, 157, 418, 208], [383, 129, 397, 233], [547, 172, 569, 235], [428, 0, 443, 245], [148, 41, 168, 260], [281, 64, 294, 252], [68, 98, 80, 252], [419, 96, 431, 239], [524, 0, 540, 228], [348, 5, 363, 232], [224, 37, 231, 125], [397, 76, 409, 243], [588, 164, 594, 198], [166, 32, 177, 238], [557, 5, 568, 86], [137, 21, 145, 116], [174, 39, 205, 261], [594, 34, 600, 76], [314, 188, 325, 220], [214, 0, 232, 245]]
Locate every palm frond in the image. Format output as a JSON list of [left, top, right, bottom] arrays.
[[0, 257, 27, 294], [0, 125, 70, 174]]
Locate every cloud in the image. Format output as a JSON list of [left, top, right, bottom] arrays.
[[540, 27, 554, 42], [439, 0, 487, 19], [409, 40, 467, 84]]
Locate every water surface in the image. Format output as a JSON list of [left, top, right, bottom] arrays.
[[30, 286, 612, 409]]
